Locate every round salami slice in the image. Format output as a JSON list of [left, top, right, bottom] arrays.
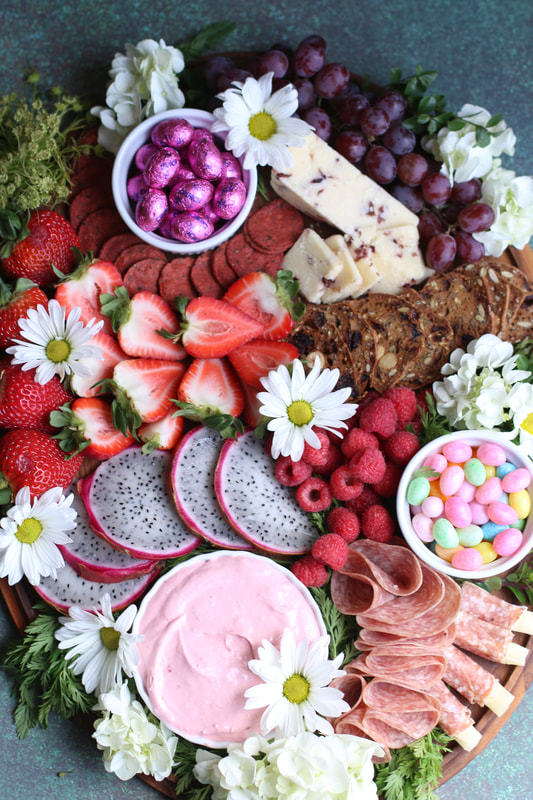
[[212, 242, 237, 289], [123, 258, 166, 296], [77, 208, 129, 254], [158, 257, 197, 303], [359, 562, 445, 625], [115, 243, 167, 275], [190, 251, 224, 298], [69, 184, 114, 232], [347, 539, 424, 597], [330, 549, 396, 616], [98, 232, 143, 262], [244, 199, 304, 252], [226, 232, 284, 277]]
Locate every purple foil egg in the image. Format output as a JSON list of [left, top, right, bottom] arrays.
[[212, 178, 247, 220], [151, 118, 194, 150], [169, 178, 214, 212], [143, 146, 181, 189], [175, 163, 197, 182], [170, 211, 214, 243], [190, 127, 214, 144], [219, 152, 243, 180], [198, 202, 221, 225], [157, 210, 182, 239], [135, 143, 158, 171], [135, 188, 168, 232], [127, 173, 150, 202], [188, 139, 223, 181]]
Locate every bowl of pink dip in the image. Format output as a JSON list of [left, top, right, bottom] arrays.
[[132, 550, 326, 747]]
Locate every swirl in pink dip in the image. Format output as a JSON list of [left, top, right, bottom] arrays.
[[133, 552, 325, 746]]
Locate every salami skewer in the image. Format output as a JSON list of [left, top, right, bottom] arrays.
[[460, 581, 533, 634]]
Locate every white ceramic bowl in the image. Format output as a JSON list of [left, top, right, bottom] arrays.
[[112, 109, 257, 254], [396, 430, 533, 579]]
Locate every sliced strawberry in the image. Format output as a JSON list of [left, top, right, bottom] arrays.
[[223, 270, 304, 340], [50, 397, 134, 460], [70, 331, 128, 398], [55, 254, 123, 336], [228, 340, 299, 389], [100, 286, 186, 360], [176, 296, 265, 358], [173, 357, 245, 438], [138, 410, 184, 454], [239, 377, 263, 428]]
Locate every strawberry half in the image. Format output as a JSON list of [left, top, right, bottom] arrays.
[[0, 277, 49, 348], [175, 296, 265, 358], [173, 357, 245, 439], [100, 286, 186, 361], [138, 410, 184, 455], [69, 331, 128, 398], [223, 270, 304, 340], [228, 340, 299, 389], [54, 254, 123, 336], [0, 362, 73, 433], [50, 397, 134, 460]]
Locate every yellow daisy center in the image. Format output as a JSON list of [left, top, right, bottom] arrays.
[[521, 412, 533, 435], [46, 338, 70, 363], [287, 400, 313, 426], [248, 111, 277, 141], [16, 517, 42, 544], [283, 673, 310, 704], [100, 627, 120, 651]]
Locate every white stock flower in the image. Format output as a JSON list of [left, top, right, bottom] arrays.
[[91, 38, 186, 154], [507, 382, 533, 460], [473, 164, 533, 256], [92, 683, 177, 782], [0, 486, 76, 586], [211, 72, 312, 171]]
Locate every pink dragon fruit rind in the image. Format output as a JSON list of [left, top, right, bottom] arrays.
[[213, 429, 319, 556], [170, 426, 253, 551]]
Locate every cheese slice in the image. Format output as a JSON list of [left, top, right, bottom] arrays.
[[368, 225, 433, 295], [282, 228, 343, 303], [344, 236, 382, 295], [321, 234, 363, 302]]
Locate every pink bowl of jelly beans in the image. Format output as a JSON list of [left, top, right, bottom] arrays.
[[396, 431, 533, 579]]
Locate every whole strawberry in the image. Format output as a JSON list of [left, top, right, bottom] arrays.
[[1, 209, 80, 287], [0, 362, 73, 433], [0, 429, 84, 499], [0, 277, 48, 348]]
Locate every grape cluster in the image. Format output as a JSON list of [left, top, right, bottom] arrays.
[[204, 36, 494, 272]]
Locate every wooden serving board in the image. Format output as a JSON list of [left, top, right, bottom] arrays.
[[1, 243, 532, 798]]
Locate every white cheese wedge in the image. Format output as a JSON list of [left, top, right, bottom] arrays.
[[344, 236, 382, 295], [282, 228, 344, 303], [271, 132, 418, 236], [502, 642, 529, 666], [368, 225, 433, 295], [321, 234, 363, 302]]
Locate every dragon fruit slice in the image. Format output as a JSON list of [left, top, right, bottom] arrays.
[[34, 559, 160, 613], [78, 446, 201, 560], [58, 488, 157, 583], [170, 426, 253, 550], [214, 429, 319, 555]]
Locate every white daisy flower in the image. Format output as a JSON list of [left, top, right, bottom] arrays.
[[257, 356, 357, 461], [55, 593, 142, 696], [211, 72, 313, 171], [6, 299, 104, 385], [243, 627, 349, 738], [0, 486, 76, 586]]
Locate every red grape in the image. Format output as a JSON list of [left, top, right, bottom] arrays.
[[337, 94, 370, 126], [314, 63, 350, 99], [374, 90, 407, 122], [365, 145, 397, 184], [425, 233, 457, 271], [389, 183, 423, 213], [360, 106, 390, 137], [418, 212, 445, 243], [421, 172, 452, 206], [382, 122, 416, 156], [397, 153, 429, 186], [451, 178, 482, 205], [258, 49, 289, 78], [294, 35, 327, 77], [204, 56, 236, 89], [457, 202, 495, 233], [454, 231, 486, 262], [304, 107, 332, 140], [334, 130, 367, 163], [294, 78, 316, 111], [217, 68, 253, 91]]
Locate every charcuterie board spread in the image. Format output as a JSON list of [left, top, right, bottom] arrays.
[[1, 25, 533, 800]]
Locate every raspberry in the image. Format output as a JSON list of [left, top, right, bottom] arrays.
[[383, 386, 417, 426], [327, 506, 361, 543], [384, 431, 420, 466], [346, 485, 381, 515], [340, 428, 379, 459], [295, 476, 332, 512], [353, 390, 380, 423], [312, 533, 349, 570], [291, 554, 329, 587], [329, 465, 364, 501], [313, 444, 343, 476], [275, 455, 313, 486], [362, 504, 395, 543], [373, 460, 402, 497], [349, 447, 386, 484], [359, 398, 398, 439], [302, 430, 330, 466]]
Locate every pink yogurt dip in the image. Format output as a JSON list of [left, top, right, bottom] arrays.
[[133, 551, 325, 746]]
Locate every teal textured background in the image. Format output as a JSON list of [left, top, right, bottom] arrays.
[[1, 1, 533, 798]]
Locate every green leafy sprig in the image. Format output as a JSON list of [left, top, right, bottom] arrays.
[[514, 337, 533, 375], [414, 392, 453, 446], [309, 582, 360, 665], [177, 22, 237, 109], [479, 558, 533, 605], [374, 728, 453, 800]]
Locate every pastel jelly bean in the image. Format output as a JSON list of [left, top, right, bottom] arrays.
[[457, 524, 483, 547], [484, 465, 497, 479], [463, 457, 486, 486], [451, 547, 484, 571], [511, 517, 526, 531], [421, 496, 444, 518], [440, 465, 464, 497], [509, 489, 531, 519], [488, 500, 518, 526], [444, 497, 472, 528], [469, 500, 489, 525], [428, 482, 447, 502], [423, 453, 447, 477], [442, 441, 473, 463], [497, 462, 516, 479], [433, 518, 459, 548], [502, 468, 531, 493], [480, 521, 508, 542], [474, 541, 498, 564], [493, 528, 523, 557], [474, 476, 502, 505], [435, 542, 463, 562], [455, 480, 476, 502], [476, 442, 506, 466], [412, 513, 434, 542], [407, 476, 430, 505]]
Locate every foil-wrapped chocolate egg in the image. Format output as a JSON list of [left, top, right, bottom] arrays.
[[157, 210, 182, 239], [188, 139, 223, 181], [198, 202, 221, 226], [127, 174, 150, 202], [135, 143, 158, 171], [151, 118, 194, 150], [170, 211, 214, 243], [212, 178, 247, 219], [175, 163, 197, 182], [190, 127, 214, 144], [169, 178, 214, 212], [143, 146, 181, 189], [219, 152, 243, 180], [135, 188, 168, 232]]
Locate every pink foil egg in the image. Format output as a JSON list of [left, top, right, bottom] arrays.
[[220, 152, 243, 180], [169, 178, 214, 211], [127, 174, 150, 202], [135, 143, 158, 171], [135, 189, 168, 232], [213, 178, 247, 219], [188, 139, 223, 180], [151, 118, 194, 149], [143, 147, 181, 189], [171, 211, 214, 243]]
